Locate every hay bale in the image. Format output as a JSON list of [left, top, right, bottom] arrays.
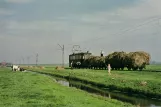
[[55, 66, 64, 70], [39, 66, 45, 69], [29, 66, 33, 68]]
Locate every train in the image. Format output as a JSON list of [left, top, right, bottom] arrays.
[[69, 51, 92, 68], [69, 51, 150, 71]]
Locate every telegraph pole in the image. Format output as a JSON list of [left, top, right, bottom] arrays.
[[36, 53, 38, 66], [22, 57, 24, 65], [58, 44, 64, 68]]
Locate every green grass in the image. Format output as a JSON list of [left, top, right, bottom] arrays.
[[0, 67, 133, 107], [146, 64, 161, 71], [27, 66, 161, 98]]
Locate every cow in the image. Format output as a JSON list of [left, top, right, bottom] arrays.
[[12, 65, 20, 71]]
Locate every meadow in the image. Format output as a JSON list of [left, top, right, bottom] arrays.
[[146, 64, 161, 71], [0, 67, 133, 107], [27, 64, 161, 99]]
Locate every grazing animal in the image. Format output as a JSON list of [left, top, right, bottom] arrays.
[[12, 65, 20, 71]]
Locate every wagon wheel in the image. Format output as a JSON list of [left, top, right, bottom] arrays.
[[132, 67, 138, 71], [127, 67, 131, 70], [139, 67, 143, 71]]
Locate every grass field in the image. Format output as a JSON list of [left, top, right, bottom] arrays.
[[27, 65, 161, 99], [0, 67, 133, 107], [146, 64, 161, 71]]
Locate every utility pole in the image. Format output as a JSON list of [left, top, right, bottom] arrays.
[[22, 57, 24, 65], [36, 53, 38, 66], [58, 44, 64, 68]]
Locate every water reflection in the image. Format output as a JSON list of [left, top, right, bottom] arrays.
[[27, 71, 161, 107], [55, 78, 161, 107]]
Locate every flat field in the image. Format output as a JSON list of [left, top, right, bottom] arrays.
[[0, 67, 133, 107], [146, 64, 161, 71]]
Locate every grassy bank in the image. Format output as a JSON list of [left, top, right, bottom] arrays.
[[26, 66, 161, 99], [0, 68, 133, 107]]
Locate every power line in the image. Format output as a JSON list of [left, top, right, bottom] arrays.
[[60, 17, 161, 55], [72, 45, 81, 53], [27, 55, 32, 65], [73, 17, 161, 45], [36, 53, 38, 66], [58, 44, 65, 67]]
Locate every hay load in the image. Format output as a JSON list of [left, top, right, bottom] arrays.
[[135, 51, 150, 65], [84, 56, 106, 69], [125, 51, 150, 71], [55, 66, 64, 70], [93, 56, 106, 69], [105, 51, 150, 71], [98, 56, 106, 69], [85, 56, 95, 69], [105, 51, 127, 70], [69, 50, 150, 71]]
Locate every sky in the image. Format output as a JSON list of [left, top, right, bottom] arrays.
[[0, 0, 161, 64]]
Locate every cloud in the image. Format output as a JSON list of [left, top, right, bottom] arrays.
[[1, 0, 161, 63], [2, 20, 73, 48], [78, 0, 161, 26], [66, 0, 161, 61], [117, 0, 161, 19], [0, 20, 72, 64], [0, 8, 15, 16], [5, 0, 34, 4], [79, 11, 123, 26], [7, 20, 69, 31], [75, 0, 161, 38]]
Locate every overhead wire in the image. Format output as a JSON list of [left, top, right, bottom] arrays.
[[31, 16, 161, 63], [73, 17, 161, 45]]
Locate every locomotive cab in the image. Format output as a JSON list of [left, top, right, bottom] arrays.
[[69, 52, 92, 68]]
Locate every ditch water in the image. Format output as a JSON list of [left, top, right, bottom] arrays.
[[28, 71, 161, 107], [55, 79, 161, 107]]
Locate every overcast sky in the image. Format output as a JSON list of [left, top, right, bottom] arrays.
[[0, 0, 161, 64]]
